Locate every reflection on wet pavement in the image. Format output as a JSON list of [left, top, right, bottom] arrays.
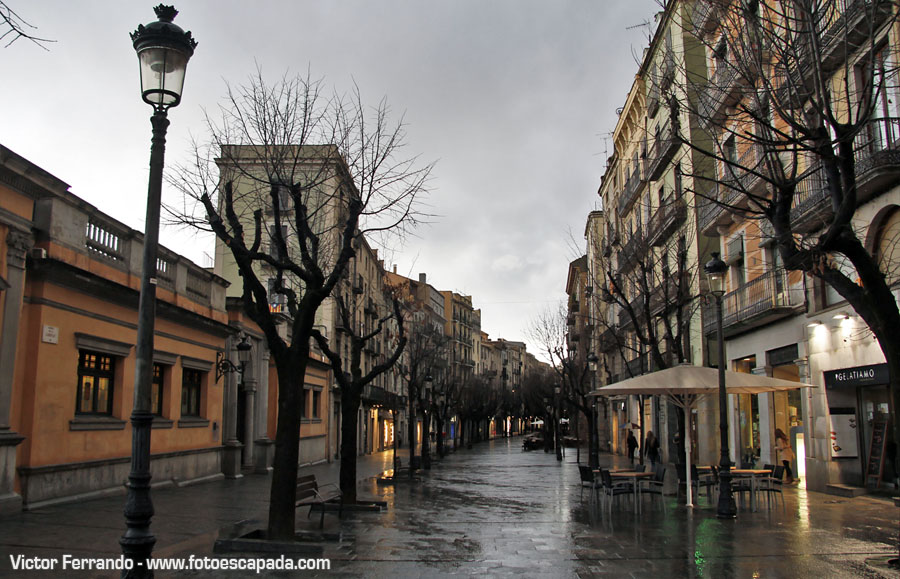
[[313, 438, 899, 578]]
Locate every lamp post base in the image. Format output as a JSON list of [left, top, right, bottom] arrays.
[[716, 468, 737, 519]]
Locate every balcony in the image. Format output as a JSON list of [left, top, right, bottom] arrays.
[[618, 295, 643, 328], [618, 161, 647, 216], [703, 268, 805, 337], [647, 82, 660, 118], [659, 52, 676, 92], [697, 181, 747, 236], [617, 229, 645, 273], [626, 353, 648, 377], [735, 142, 767, 196], [790, 162, 832, 233], [597, 326, 618, 351], [692, 0, 719, 38], [49, 199, 226, 312], [819, 0, 893, 74], [647, 196, 686, 246], [646, 121, 679, 182], [699, 61, 743, 121], [854, 116, 900, 204]]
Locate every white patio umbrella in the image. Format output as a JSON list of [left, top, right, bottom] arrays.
[[589, 364, 810, 508]]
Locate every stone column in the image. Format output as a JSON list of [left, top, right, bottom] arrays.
[[221, 336, 243, 478], [253, 347, 273, 473], [241, 353, 257, 470], [0, 230, 31, 513]]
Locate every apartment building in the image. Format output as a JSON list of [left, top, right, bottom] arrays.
[[688, 0, 900, 492], [586, 0, 900, 493], [592, 1, 713, 466], [213, 144, 342, 466]]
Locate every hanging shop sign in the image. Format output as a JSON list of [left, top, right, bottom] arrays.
[[823, 363, 888, 389]]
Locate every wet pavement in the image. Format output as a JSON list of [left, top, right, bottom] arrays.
[[1, 437, 898, 577]]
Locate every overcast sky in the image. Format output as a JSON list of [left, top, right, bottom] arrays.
[[1, 1, 658, 358]]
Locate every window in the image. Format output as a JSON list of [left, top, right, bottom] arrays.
[[181, 368, 203, 417], [275, 183, 292, 210], [312, 390, 321, 419], [301, 388, 309, 418], [76, 351, 114, 415], [151, 364, 164, 416]]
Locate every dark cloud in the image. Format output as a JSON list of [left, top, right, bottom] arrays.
[[0, 0, 657, 350]]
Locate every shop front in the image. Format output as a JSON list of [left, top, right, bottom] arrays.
[[823, 363, 895, 490]]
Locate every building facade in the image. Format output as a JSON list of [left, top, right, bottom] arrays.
[[1, 145, 231, 510]]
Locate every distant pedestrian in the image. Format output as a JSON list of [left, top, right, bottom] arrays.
[[627, 431, 639, 463], [644, 431, 660, 465], [775, 428, 795, 484]]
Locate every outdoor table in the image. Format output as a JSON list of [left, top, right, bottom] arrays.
[[610, 471, 653, 513], [729, 469, 771, 512]]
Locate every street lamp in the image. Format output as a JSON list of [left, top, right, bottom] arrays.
[[122, 6, 196, 574], [422, 374, 433, 468], [705, 252, 736, 519], [587, 352, 599, 468], [554, 385, 562, 461], [216, 335, 252, 382]]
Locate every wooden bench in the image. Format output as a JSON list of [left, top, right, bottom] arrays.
[[296, 474, 343, 528]]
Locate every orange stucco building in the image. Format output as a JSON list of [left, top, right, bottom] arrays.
[[0, 145, 233, 510]]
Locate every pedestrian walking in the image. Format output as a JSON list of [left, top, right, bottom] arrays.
[[775, 428, 796, 484], [644, 430, 660, 465], [627, 431, 639, 463]]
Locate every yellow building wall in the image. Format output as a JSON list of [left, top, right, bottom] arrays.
[[13, 268, 225, 471]]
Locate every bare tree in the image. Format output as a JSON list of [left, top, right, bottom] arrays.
[[528, 304, 601, 464], [1, 1, 53, 49], [311, 292, 406, 503], [168, 69, 432, 540], [672, 0, 900, 488]]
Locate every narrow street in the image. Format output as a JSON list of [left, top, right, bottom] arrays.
[[5, 437, 896, 578]]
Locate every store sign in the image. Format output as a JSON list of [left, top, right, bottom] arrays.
[[823, 363, 889, 389]]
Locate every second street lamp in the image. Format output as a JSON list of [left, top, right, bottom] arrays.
[[705, 252, 737, 519], [554, 386, 562, 461], [123, 5, 196, 575], [587, 352, 599, 468]]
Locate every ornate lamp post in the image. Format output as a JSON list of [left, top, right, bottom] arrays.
[[587, 352, 599, 468], [705, 252, 736, 519], [122, 6, 196, 575], [422, 374, 433, 468], [554, 385, 562, 461]]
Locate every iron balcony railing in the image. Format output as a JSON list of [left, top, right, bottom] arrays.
[[646, 121, 678, 182], [618, 160, 648, 216], [703, 268, 804, 334]]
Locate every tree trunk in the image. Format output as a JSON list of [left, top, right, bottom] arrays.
[[339, 390, 362, 503], [408, 395, 417, 477], [422, 413, 432, 469], [437, 415, 445, 458], [266, 356, 306, 540]]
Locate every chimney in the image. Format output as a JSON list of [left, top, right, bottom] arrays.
[[419, 273, 427, 284], [393, 264, 397, 274]]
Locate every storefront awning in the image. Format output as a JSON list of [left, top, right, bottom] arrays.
[[588, 364, 810, 508], [588, 364, 810, 398]]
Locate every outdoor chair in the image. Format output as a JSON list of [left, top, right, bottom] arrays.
[[639, 463, 667, 512], [676, 463, 700, 502], [634, 464, 647, 473], [598, 469, 632, 513], [692, 464, 717, 503], [578, 465, 599, 502], [730, 467, 753, 508], [761, 465, 786, 510]]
